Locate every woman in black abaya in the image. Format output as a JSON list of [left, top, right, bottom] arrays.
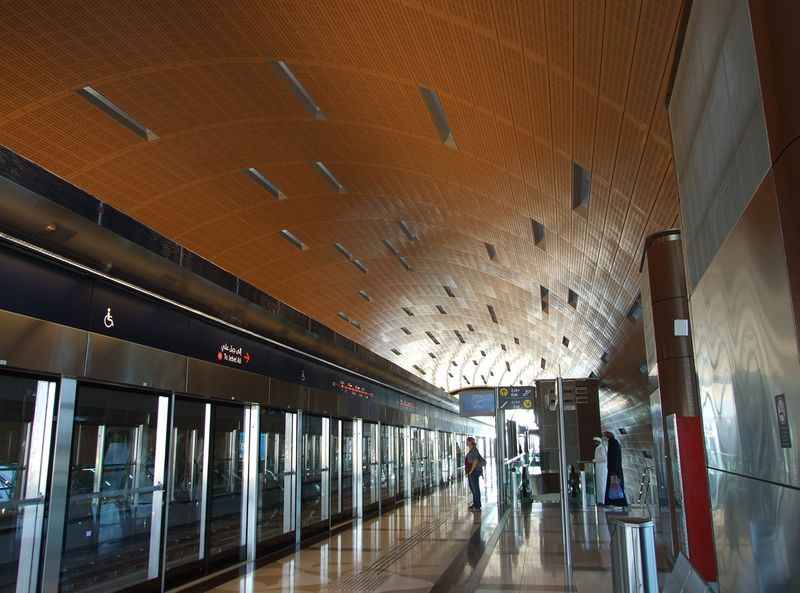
[[603, 430, 628, 507]]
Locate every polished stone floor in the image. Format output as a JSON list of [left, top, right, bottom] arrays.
[[207, 475, 626, 593]]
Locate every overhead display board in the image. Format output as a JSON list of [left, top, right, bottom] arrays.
[[458, 389, 496, 417], [498, 385, 535, 410]]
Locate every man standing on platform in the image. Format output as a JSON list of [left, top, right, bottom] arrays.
[[465, 436, 485, 511]]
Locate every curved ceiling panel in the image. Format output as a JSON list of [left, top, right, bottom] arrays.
[[0, 0, 682, 391]]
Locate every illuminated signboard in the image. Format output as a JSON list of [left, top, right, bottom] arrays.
[[332, 380, 373, 399]]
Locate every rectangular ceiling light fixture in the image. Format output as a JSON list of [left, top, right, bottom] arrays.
[[452, 360, 458, 367], [571, 161, 592, 214], [313, 161, 347, 193], [532, 219, 546, 249], [358, 290, 372, 302], [350, 319, 361, 329], [413, 365, 426, 375], [540, 286, 550, 314], [352, 258, 368, 274], [514, 337, 520, 345], [463, 376, 470, 385], [568, 289, 579, 309], [466, 323, 475, 332], [337, 311, 350, 322], [485, 242, 497, 261], [334, 242, 353, 260], [562, 336, 570, 348], [448, 372, 454, 378], [481, 375, 487, 384], [399, 220, 418, 241], [272, 60, 326, 120], [489, 371, 494, 377], [454, 330, 465, 344], [501, 343, 507, 352], [473, 360, 479, 366], [505, 361, 511, 372], [419, 85, 457, 150], [246, 167, 286, 200], [398, 256, 413, 272], [401, 326, 412, 335], [480, 350, 486, 357], [487, 304, 498, 324], [426, 331, 440, 345], [280, 229, 308, 251], [402, 307, 414, 317], [436, 305, 447, 315], [391, 348, 401, 356], [541, 357, 546, 369], [443, 285, 456, 298], [428, 352, 437, 359], [77, 86, 159, 141]]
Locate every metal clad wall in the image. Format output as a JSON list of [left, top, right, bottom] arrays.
[[691, 183, 799, 489], [669, 0, 771, 290], [0, 310, 86, 376]]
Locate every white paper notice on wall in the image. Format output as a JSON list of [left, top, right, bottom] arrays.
[[674, 319, 689, 336]]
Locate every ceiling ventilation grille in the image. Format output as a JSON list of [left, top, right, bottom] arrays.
[[571, 161, 592, 214], [419, 85, 457, 150], [246, 167, 286, 200], [313, 161, 347, 193], [272, 60, 326, 120], [77, 86, 159, 141], [280, 229, 308, 251]]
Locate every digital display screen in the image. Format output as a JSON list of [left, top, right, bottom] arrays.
[[459, 390, 496, 417]]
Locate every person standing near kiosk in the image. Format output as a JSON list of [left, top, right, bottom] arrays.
[[592, 435, 608, 506], [465, 437, 485, 511]]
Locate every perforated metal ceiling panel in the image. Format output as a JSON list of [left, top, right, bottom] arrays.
[[0, 0, 682, 391]]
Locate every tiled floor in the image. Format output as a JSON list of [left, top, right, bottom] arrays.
[[207, 475, 634, 593]]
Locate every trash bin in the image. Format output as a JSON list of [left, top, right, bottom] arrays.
[[609, 516, 658, 593]]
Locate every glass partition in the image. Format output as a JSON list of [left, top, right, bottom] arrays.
[[255, 408, 294, 552], [362, 422, 379, 511], [300, 414, 329, 531], [60, 385, 168, 593], [341, 420, 354, 517], [0, 374, 56, 593]]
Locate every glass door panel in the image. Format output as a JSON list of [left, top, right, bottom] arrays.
[[379, 425, 395, 504], [60, 385, 168, 593], [340, 421, 353, 518], [164, 398, 208, 588], [362, 422, 379, 512], [300, 415, 328, 536], [207, 404, 246, 569], [397, 427, 405, 500], [0, 375, 56, 593], [330, 420, 340, 517], [255, 408, 294, 552]]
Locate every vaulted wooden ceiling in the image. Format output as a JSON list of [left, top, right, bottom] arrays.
[[0, 0, 682, 391]]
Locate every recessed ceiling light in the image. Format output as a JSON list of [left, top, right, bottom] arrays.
[[398, 256, 413, 272], [419, 85, 457, 150], [313, 161, 346, 193], [481, 375, 487, 384], [485, 242, 497, 261], [350, 319, 361, 329], [480, 350, 486, 357], [401, 326, 412, 335], [246, 167, 286, 200], [413, 365, 426, 375], [487, 304, 498, 324], [391, 348, 401, 356], [443, 285, 456, 298], [562, 336, 570, 348], [452, 361, 458, 367], [501, 344, 507, 352], [402, 307, 414, 317], [473, 360, 478, 366], [532, 218, 546, 249], [540, 286, 549, 314], [77, 86, 159, 141], [466, 324, 475, 332], [45, 223, 57, 233], [428, 352, 437, 359], [280, 229, 308, 251], [436, 305, 447, 315], [337, 311, 350, 322], [352, 258, 368, 274], [514, 337, 520, 345], [383, 239, 400, 256], [454, 330, 465, 344], [463, 376, 470, 385], [541, 358, 547, 369], [505, 361, 511, 372], [272, 60, 326, 120], [359, 290, 371, 302]]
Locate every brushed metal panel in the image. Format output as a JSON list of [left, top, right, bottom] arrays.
[[0, 310, 86, 376], [307, 386, 336, 416], [691, 182, 800, 487], [187, 357, 267, 403], [708, 469, 799, 593], [85, 332, 186, 391], [267, 377, 307, 410]]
